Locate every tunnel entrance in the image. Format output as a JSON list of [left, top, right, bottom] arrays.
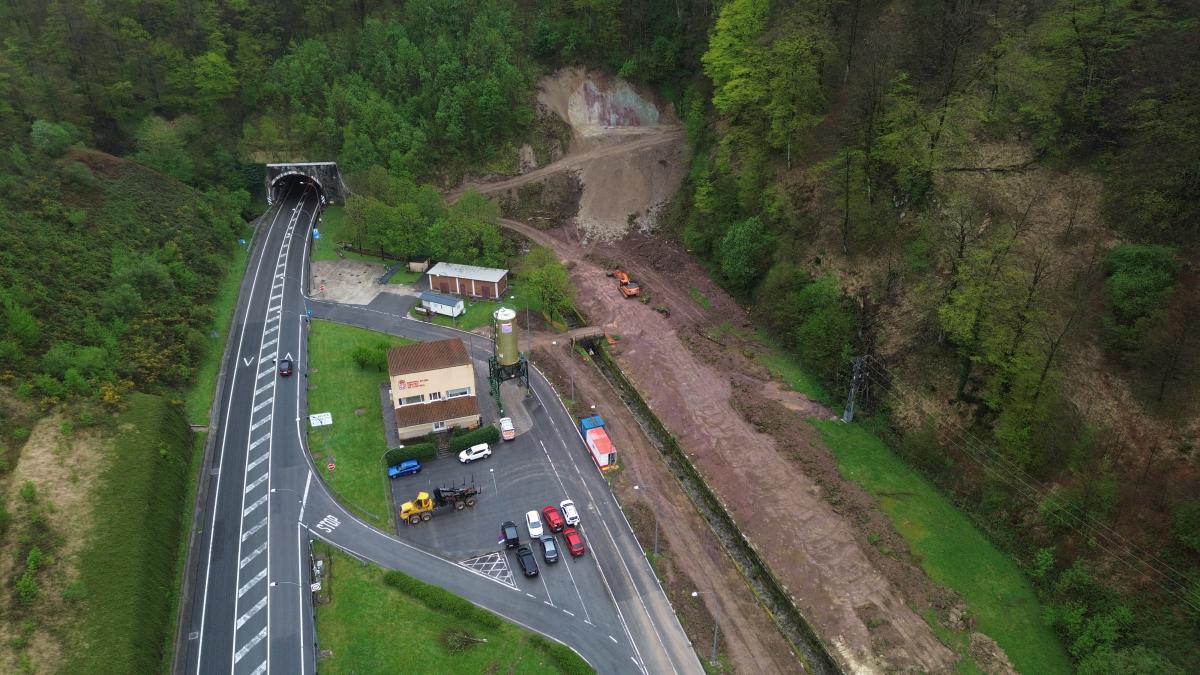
[[265, 162, 348, 205]]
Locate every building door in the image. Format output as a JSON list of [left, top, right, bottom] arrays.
[[481, 285, 492, 299], [439, 281, 450, 293]]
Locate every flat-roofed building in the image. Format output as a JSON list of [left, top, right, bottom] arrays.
[[427, 262, 508, 299], [387, 338, 480, 440]]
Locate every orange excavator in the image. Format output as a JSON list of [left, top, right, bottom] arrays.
[[607, 269, 641, 298]]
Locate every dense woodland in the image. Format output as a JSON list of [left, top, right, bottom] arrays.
[[0, 0, 1198, 672]]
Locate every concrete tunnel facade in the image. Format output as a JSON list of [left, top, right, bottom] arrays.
[[265, 162, 349, 205]]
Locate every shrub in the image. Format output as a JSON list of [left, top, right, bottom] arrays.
[[382, 570, 502, 630], [15, 571, 39, 605], [19, 481, 36, 504], [1171, 500, 1200, 554], [448, 425, 500, 452], [351, 344, 388, 372], [384, 442, 437, 466], [30, 119, 75, 157], [528, 634, 592, 674]]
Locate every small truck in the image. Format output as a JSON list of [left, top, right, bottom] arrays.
[[399, 482, 481, 525]]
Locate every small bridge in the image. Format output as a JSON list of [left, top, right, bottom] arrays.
[[265, 162, 349, 205]]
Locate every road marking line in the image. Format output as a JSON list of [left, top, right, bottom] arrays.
[[544, 600, 553, 606], [242, 494, 268, 517], [238, 569, 267, 598], [235, 596, 267, 629], [240, 542, 268, 569], [241, 517, 267, 542], [585, 620, 593, 625], [249, 433, 270, 450], [299, 472, 312, 522], [270, 292, 282, 301], [246, 451, 270, 472], [609, 635, 618, 644], [562, 609, 574, 616], [262, 337, 278, 349], [261, 351, 277, 361], [263, 324, 279, 334], [257, 368, 274, 380], [273, 280, 283, 289], [250, 415, 271, 431], [249, 661, 267, 675], [254, 383, 271, 396], [234, 626, 268, 663], [245, 473, 268, 493], [525, 593, 536, 599], [252, 398, 272, 413]]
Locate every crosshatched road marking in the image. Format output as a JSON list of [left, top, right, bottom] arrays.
[[234, 626, 268, 663], [240, 542, 268, 569], [238, 568, 267, 597], [236, 596, 267, 629], [249, 661, 267, 675], [459, 551, 516, 589]]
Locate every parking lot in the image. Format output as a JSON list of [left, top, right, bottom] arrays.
[[386, 382, 619, 628]]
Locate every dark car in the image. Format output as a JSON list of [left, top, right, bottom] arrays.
[[278, 359, 293, 377], [501, 520, 521, 549], [539, 535, 559, 563], [387, 459, 421, 479], [541, 505, 565, 533], [562, 527, 585, 558], [516, 545, 539, 577]]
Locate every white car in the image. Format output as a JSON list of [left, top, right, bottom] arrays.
[[559, 499, 580, 526], [499, 417, 515, 441], [525, 510, 544, 538], [458, 443, 492, 464]]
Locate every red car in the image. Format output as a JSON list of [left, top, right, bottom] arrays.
[[542, 505, 565, 533], [562, 527, 585, 557]]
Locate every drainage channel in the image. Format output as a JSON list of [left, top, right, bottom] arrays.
[[583, 340, 840, 675]]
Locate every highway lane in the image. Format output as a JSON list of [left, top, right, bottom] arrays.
[[178, 185, 700, 674]]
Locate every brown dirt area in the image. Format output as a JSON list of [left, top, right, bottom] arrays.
[[0, 412, 110, 674]]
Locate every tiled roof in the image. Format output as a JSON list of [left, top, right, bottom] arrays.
[[427, 262, 508, 283], [394, 396, 480, 428], [387, 339, 470, 377]]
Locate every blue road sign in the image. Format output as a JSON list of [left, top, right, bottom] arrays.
[[313, 229, 321, 240]]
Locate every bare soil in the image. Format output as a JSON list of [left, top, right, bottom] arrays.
[[312, 260, 420, 305]]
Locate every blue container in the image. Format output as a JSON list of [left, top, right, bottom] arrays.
[[579, 415, 606, 433]]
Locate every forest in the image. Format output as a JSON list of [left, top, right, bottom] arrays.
[[0, 0, 1197, 672]]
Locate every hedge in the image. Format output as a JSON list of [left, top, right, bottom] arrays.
[[448, 425, 500, 452], [528, 635, 593, 675], [384, 441, 437, 466], [382, 570, 502, 630]]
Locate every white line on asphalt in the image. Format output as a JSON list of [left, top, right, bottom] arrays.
[[245, 473, 268, 493], [246, 451, 269, 472], [562, 609, 574, 617], [238, 569, 267, 598], [195, 185, 296, 675], [262, 336, 278, 349], [241, 517, 267, 541], [537, 440, 591, 621], [240, 542, 268, 569], [250, 661, 267, 675], [252, 398, 272, 413], [257, 368, 274, 380], [236, 596, 267, 629], [242, 495, 268, 517], [249, 433, 270, 450], [234, 626, 267, 663], [264, 324, 279, 334], [299, 472, 312, 522], [544, 601, 553, 606], [261, 351, 277, 361], [250, 414, 271, 431], [525, 593, 536, 599], [610, 635, 619, 644], [539, 567, 555, 607], [254, 383, 272, 396]]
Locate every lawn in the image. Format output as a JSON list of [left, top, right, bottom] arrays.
[[311, 205, 391, 264], [809, 419, 1072, 675], [388, 268, 423, 284], [307, 321, 415, 528], [315, 547, 591, 674], [185, 228, 254, 425], [752, 330, 833, 405], [414, 282, 545, 332]]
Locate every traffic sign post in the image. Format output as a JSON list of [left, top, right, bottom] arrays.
[[327, 462, 335, 472]]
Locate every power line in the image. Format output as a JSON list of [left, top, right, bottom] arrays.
[[853, 355, 1200, 612]]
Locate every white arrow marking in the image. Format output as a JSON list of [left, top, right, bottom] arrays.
[[243, 356, 255, 366], [284, 352, 294, 361]]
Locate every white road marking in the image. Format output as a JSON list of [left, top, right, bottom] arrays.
[[537, 441, 592, 623], [242, 495, 268, 517], [238, 568, 267, 597], [261, 336, 278, 349], [264, 324, 279, 334], [234, 626, 268, 663], [254, 384, 272, 396], [245, 473, 268, 493], [241, 517, 267, 541], [246, 451, 270, 472], [240, 542, 268, 569], [299, 472, 312, 522], [260, 351, 277, 361], [252, 399, 272, 413], [249, 661, 267, 675], [236, 596, 267, 629], [610, 635, 619, 644], [250, 415, 271, 431], [249, 434, 270, 450], [525, 593, 536, 599], [562, 609, 574, 617], [257, 368, 273, 380]]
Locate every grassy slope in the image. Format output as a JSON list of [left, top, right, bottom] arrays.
[[316, 548, 587, 674], [307, 321, 414, 528], [809, 419, 1072, 675], [65, 393, 194, 674], [185, 226, 254, 425]]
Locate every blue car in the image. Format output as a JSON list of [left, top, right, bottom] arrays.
[[387, 459, 421, 479]]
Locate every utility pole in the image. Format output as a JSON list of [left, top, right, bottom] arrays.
[[843, 356, 865, 423]]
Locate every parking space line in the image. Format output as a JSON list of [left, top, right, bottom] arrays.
[[525, 593, 536, 599], [539, 567, 555, 607], [562, 609, 574, 617], [610, 635, 619, 644], [537, 441, 592, 624]]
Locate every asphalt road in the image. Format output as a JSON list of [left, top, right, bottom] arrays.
[[176, 182, 702, 674]]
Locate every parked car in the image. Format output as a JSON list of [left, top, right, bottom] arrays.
[[525, 510, 544, 538], [501, 520, 520, 549], [562, 527, 585, 557], [541, 505, 565, 533], [516, 545, 539, 577], [278, 359, 293, 377], [458, 443, 492, 464], [539, 535, 559, 563], [559, 499, 581, 526], [499, 417, 515, 441], [387, 459, 421, 478]]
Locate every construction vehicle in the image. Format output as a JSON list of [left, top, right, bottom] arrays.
[[399, 482, 481, 525], [607, 269, 641, 297]]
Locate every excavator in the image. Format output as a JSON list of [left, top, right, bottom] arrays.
[[399, 483, 480, 525], [607, 269, 641, 298]]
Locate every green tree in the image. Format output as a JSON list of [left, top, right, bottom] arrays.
[[792, 276, 854, 384], [31, 119, 75, 157], [132, 116, 194, 183], [427, 191, 505, 267], [192, 50, 238, 112], [718, 217, 771, 294], [1102, 244, 1178, 356], [521, 246, 574, 320]]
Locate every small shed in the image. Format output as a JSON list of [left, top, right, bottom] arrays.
[[407, 257, 431, 274], [419, 291, 465, 318], [427, 262, 509, 299]]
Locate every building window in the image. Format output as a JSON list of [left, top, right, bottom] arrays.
[[429, 391, 443, 401], [432, 420, 447, 431], [400, 394, 425, 406], [447, 387, 470, 398]]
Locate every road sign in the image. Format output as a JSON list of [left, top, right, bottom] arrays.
[[309, 412, 333, 427], [320, 283, 326, 294], [313, 228, 321, 240], [327, 462, 335, 472]]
